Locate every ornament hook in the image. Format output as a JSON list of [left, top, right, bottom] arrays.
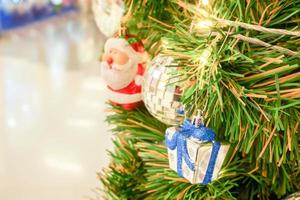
[[192, 109, 204, 127]]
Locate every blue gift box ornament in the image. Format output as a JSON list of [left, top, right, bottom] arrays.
[[165, 111, 227, 185]]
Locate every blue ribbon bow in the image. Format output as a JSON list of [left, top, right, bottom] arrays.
[[165, 119, 221, 185]]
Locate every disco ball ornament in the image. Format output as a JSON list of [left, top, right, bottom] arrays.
[[142, 55, 184, 125]]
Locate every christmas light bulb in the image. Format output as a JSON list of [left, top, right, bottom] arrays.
[[196, 20, 213, 29], [199, 48, 211, 66], [202, 0, 209, 5]]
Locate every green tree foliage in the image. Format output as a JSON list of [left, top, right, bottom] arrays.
[[100, 0, 300, 199]]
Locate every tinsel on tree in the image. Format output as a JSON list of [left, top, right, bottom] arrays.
[[99, 0, 300, 199]]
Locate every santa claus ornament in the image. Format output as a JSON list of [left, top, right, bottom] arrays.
[[101, 36, 146, 110]]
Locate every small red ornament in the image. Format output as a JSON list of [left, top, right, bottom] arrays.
[[100, 36, 146, 110]]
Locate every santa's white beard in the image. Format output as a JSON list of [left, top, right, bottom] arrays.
[[100, 60, 138, 90]]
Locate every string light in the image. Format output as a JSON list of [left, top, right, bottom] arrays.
[[196, 20, 213, 29], [202, 0, 209, 5], [199, 48, 211, 66]]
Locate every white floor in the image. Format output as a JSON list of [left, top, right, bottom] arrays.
[[0, 14, 113, 200]]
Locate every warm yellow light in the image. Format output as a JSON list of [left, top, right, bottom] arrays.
[[196, 20, 213, 29], [199, 48, 211, 66], [202, 0, 209, 5]]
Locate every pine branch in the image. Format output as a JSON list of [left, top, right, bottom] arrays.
[[100, 0, 300, 199]]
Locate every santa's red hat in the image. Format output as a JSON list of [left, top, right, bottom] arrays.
[[104, 36, 145, 63]]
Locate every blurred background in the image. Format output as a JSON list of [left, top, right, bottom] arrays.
[[0, 1, 113, 200]]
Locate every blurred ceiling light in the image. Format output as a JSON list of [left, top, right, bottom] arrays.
[[7, 118, 17, 128], [51, 0, 63, 5]]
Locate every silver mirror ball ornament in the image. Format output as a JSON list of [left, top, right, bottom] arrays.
[[142, 55, 184, 125]]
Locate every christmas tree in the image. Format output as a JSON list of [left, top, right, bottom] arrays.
[[98, 0, 300, 199]]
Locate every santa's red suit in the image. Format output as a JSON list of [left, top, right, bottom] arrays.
[[101, 36, 146, 110], [107, 63, 145, 110]]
